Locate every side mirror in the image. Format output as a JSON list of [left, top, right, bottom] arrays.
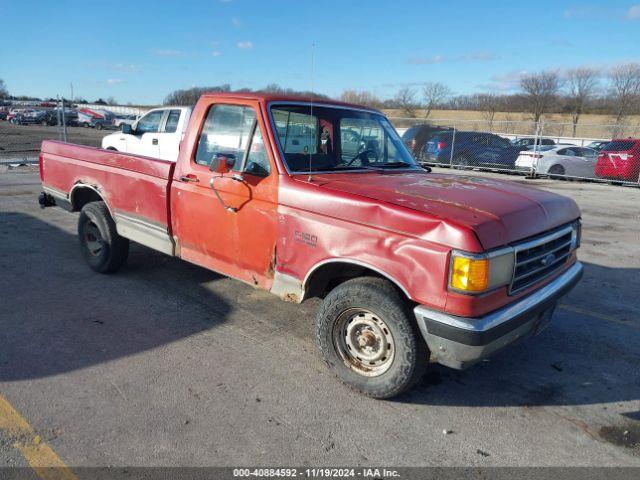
[[121, 123, 133, 134], [209, 153, 236, 174]]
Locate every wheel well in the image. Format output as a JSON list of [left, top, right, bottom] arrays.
[[70, 186, 104, 212], [304, 261, 410, 301]]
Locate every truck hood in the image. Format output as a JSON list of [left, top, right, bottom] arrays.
[[306, 172, 580, 250]]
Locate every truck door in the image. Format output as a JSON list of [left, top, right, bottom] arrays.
[[129, 109, 164, 158], [171, 102, 278, 289]]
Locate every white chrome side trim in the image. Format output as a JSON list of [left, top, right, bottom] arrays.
[[114, 212, 174, 255], [42, 185, 67, 201], [270, 271, 305, 303]]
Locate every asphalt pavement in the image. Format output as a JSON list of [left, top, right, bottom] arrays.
[[0, 167, 639, 471]]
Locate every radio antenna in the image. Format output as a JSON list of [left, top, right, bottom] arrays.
[[308, 43, 315, 182]]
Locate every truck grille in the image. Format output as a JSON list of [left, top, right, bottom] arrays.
[[510, 225, 574, 294]]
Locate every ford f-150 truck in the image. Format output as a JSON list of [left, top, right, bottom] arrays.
[[38, 93, 583, 398]]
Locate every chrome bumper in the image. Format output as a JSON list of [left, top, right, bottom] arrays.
[[413, 262, 583, 369]]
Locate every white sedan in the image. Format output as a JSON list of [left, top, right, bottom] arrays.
[[515, 145, 599, 178]]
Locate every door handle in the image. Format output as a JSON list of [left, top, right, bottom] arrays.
[[180, 174, 199, 183], [152, 138, 158, 145]]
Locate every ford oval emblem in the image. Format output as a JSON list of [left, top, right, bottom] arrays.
[[541, 253, 556, 266]]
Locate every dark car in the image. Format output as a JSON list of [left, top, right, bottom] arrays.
[[401, 124, 453, 158], [512, 137, 556, 148], [586, 140, 609, 152], [39, 110, 79, 127], [422, 131, 521, 171], [90, 117, 116, 130]]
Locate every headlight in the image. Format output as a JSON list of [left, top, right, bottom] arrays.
[[449, 249, 514, 294], [571, 219, 581, 249]]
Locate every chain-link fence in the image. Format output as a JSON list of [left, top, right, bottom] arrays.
[[0, 101, 149, 165], [2, 101, 639, 186], [391, 117, 640, 186]]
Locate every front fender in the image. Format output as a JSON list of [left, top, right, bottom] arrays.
[[274, 205, 451, 308]]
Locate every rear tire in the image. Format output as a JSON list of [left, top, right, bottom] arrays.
[[452, 155, 473, 170], [316, 277, 427, 399], [78, 201, 129, 273], [548, 164, 565, 179]]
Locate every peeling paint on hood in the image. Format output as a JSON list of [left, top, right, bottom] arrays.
[[305, 172, 580, 250]]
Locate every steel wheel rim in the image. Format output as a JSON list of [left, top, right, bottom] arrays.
[[84, 222, 103, 256], [333, 308, 395, 377]]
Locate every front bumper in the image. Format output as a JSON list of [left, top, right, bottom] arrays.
[[413, 262, 583, 369]]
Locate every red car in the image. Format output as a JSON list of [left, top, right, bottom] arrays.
[[38, 92, 582, 398], [595, 138, 640, 182]]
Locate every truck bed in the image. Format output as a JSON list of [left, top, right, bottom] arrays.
[[40, 140, 175, 253]]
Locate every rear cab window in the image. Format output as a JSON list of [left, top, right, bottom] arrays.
[[163, 110, 181, 133]]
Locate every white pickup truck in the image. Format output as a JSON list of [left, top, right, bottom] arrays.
[[101, 106, 192, 161]]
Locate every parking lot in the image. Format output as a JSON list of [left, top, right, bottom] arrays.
[[0, 166, 639, 471], [0, 122, 104, 161]]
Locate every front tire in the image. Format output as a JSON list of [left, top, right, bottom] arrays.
[[316, 277, 427, 399], [78, 201, 129, 273]]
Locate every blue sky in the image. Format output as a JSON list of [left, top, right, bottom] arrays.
[[2, 0, 639, 105]]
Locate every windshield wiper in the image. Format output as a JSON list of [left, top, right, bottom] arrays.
[[297, 165, 375, 173], [374, 162, 417, 169]]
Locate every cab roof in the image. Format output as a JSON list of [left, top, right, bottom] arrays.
[[198, 91, 381, 113]]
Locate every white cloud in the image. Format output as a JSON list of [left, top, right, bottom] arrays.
[[475, 70, 528, 92], [153, 49, 184, 57], [232, 17, 242, 27], [409, 55, 446, 65], [88, 61, 141, 73], [112, 63, 141, 73], [408, 52, 497, 65], [628, 5, 640, 19], [106, 79, 124, 86], [237, 41, 253, 49], [212, 51, 222, 57]]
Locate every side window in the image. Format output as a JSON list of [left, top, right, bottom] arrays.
[[195, 105, 256, 167], [137, 110, 164, 134], [244, 126, 271, 177], [164, 110, 181, 133], [557, 149, 567, 156]]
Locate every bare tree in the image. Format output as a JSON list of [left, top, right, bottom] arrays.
[[339, 90, 382, 108], [394, 87, 417, 118], [476, 94, 501, 131], [520, 71, 562, 123], [422, 82, 451, 119], [565, 67, 599, 137], [0, 78, 7, 98], [609, 63, 640, 125]]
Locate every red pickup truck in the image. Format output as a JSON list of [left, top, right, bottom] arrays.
[[39, 93, 583, 398]]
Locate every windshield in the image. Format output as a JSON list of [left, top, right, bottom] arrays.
[[270, 104, 420, 173]]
